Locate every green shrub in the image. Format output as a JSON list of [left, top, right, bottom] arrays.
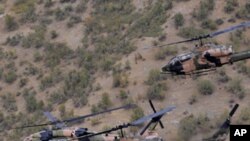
[[5, 34, 23, 46], [20, 4, 37, 23], [239, 107, 250, 124], [98, 93, 112, 110], [227, 78, 245, 99], [192, 0, 215, 21], [197, 79, 214, 95], [178, 115, 197, 140], [67, 15, 82, 28], [23, 90, 44, 113], [174, 13, 184, 28], [54, 8, 67, 21], [44, 0, 54, 8], [224, 0, 239, 14], [131, 106, 144, 122], [19, 78, 28, 88], [119, 90, 128, 100], [22, 25, 46, 48], [147, 82, 167, 100], [201, 19, 217, 30], [4, 70, 17, 84], [178, 27, 207, 39], [33, 51, 43, 62], [216, 69, 230, 83], [75, 0, 89, 13], [154, 47, 178, 60], [1, 93, 18, 112], [236, 3, 250, 20], [112, 73, 128, 88], [128, 0, 171, 37], [146, 69, 164, 85], [4, 15, 18, 31], [50, 30, 58, 39]]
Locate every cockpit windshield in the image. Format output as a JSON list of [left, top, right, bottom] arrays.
[[168, 52, 194, 65]]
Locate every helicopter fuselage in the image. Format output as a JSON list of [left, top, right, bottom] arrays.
[[161, 44, 235, 75]]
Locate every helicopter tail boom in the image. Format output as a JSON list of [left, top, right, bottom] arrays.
[[230, 50, 250, 63]]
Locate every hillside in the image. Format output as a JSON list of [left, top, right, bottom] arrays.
[[0, 0, 250, 141]]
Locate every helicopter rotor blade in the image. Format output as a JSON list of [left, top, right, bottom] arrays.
[[221, 103, 239, 129], [140, 120, 154, 135], [131, 106, 175, 126], [210, 21, 250, 37], [3, 104, 135, 131], [149, 100, 164, 129], [152, 21, 250, 47]]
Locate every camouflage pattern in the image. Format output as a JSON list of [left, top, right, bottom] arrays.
[[161, 43, 247, 75], [24, 129, 162, 141]]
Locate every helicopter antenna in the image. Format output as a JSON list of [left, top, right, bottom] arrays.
[[1, 104, 136, 131], [145, 21, 250, 49], [71, 101, 176, 140]]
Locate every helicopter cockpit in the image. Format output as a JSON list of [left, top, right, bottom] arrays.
[[168, 52, 194, 66]]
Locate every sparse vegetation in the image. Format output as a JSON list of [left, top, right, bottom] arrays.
[[131, 106, 144, 122], [147, 82, 167, 100], [224, 0, 239, 14], [192, 0, 215, 21], [178, 27, 207, 38], [197, 79, 214, 95], [227, 78, 245, 99], [174, 13, 185, 29], [4, 15, 18, 31]]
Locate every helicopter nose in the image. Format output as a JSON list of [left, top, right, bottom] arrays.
[[161, 65, 170, 72]]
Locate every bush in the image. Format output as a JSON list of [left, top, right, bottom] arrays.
[[192, 0, 215, 21], [224, 0, 239, 14], [178, 115, 197, 140], [4, 71, 17, 84], [112, 73, 128, 88], [67, 15, 82, 28], [23, 90, 44, 113], [75, 0, 89, 13], [131, 106, 144, 122], [178, 27, 207, 39], [98, 93, 112, 110], [19, 78, 28, 88], [197, 79, 214, 95], [5, 34, 23, 46], [22, 25, 46, 48], [201, 19, 217, 30], [20, 4, 37, 23], [227, 78, 245, 99], [216, 69, 230, 83], [1, 93, 18, 112], [239, 107, 250, 124], [147, 82, 167, 100], [119, 90, 128, 100], [235, 4, 250, 20], [174, 13, 184, 28], [128, 0, 171, 37], [154, 47, 178, 60], [54, 8, 67, 21], [146, 69, 163, 85], [4, 15, 18, 31]]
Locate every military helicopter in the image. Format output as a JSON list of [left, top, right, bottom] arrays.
[[203, 103, 239, 141], [158, 21, 250, 76], [4, 104, 134, 141], [68, 100, 176, 141]]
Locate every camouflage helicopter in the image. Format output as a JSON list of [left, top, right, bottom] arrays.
[[158, 21, 250, 76], [5, 104, 134, 141], [203, 103, 239, 141], [67, 100, 176, 141]]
